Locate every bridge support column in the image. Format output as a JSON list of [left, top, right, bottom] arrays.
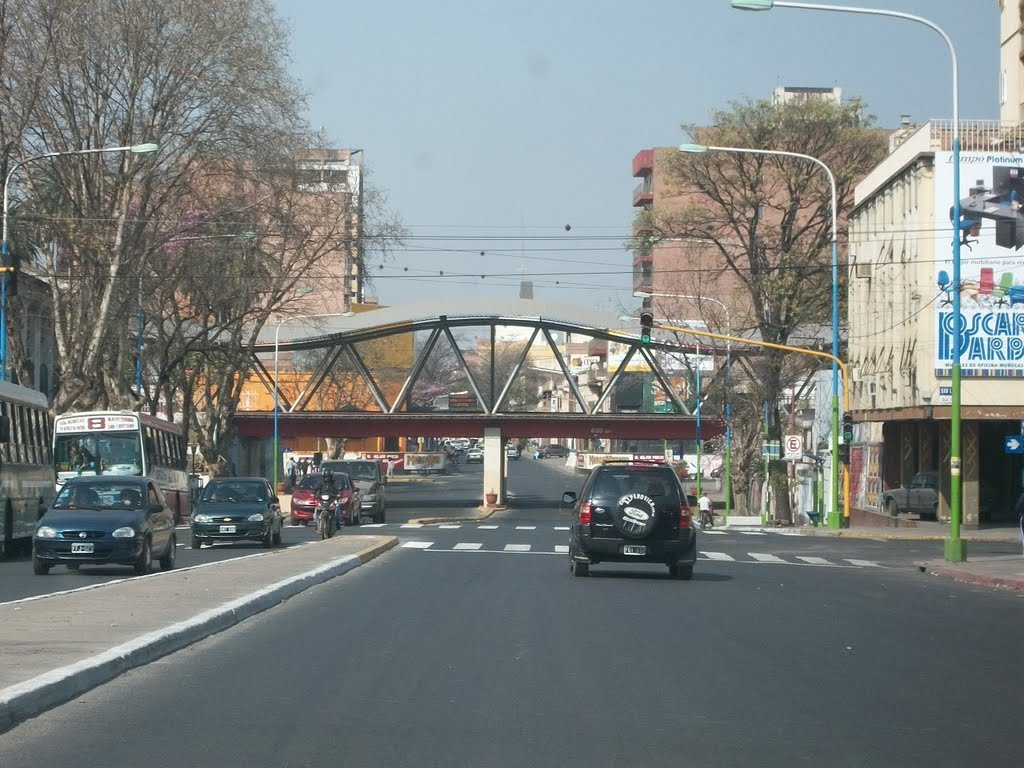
[[483, 427, 505, 506]]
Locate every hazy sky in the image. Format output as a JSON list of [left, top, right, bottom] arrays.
[[272, 0, 998, 315]]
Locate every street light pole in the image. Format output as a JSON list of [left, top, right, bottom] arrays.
[[634, 290, 732, 522], [1, 142, 159, 382], [730, 0, 964, 558], [679, 141, 843, 529]]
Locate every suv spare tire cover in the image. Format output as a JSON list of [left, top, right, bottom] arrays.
[[613, 492, 658, 539]]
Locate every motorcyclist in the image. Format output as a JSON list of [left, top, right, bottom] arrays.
[[316, 469, 342, 529]]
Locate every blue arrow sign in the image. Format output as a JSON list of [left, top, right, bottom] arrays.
[[1005, 435, 1023, 455]]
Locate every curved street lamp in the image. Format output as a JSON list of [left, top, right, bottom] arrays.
[[679, 141, 842, 529], [1, 142, 159, 382], [730, 0, 965, 559]]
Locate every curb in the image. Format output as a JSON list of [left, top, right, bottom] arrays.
[[916, 561, 1024, 591], [0, 536, 398, 734], [409, 505, 505, 525], [763, 528, 1020, 542]]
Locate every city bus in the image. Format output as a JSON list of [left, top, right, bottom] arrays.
[[52, 411, 190, 523], [0, 381, 56, 555]]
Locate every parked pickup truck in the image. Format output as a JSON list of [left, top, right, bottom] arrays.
[[881, 470, 938, 518]]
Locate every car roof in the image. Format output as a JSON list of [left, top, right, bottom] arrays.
[[207, 476, 269, 483]]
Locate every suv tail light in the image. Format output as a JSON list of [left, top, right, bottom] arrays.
[[579, 500, 593, 525], [678, 506, 691, 528]]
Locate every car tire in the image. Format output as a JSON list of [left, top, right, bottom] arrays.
[[32, 552, 50, 575], [886, 498, 898, 516], [66, 563, 80, 571], [191, 532, 202, 550], [134, 538, 152, 575], [159, 534, 176, 571], [571, 560, 589, 577], [669, 564, 693, 580]]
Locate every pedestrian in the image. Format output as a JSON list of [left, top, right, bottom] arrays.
[[1015, 486, 1024, 557], [386, 457, 395, 478]]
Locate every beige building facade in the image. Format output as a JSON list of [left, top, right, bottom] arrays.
[[847, 119, 1024, 525]]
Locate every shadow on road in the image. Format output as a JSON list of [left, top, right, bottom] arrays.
[[586, 569, 733, 582]]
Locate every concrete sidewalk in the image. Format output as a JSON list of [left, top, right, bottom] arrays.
[[772, 522, 1020, 542], [916, 555, 1024, 591], [0, 535, 397, 733]]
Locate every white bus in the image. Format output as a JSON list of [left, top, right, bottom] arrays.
[[0, 381, 55, 555], [52, 411, 191, 523]]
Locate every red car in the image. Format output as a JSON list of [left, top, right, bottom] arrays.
[[289, 473, 361, 526]]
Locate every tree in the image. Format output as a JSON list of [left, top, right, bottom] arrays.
[[8, 0, 308, 416], [642, 97, 887, 521]]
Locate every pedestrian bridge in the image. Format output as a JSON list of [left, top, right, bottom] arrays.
[[237, 297, 726, 501]]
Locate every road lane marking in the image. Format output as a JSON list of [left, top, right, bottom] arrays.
[[400, 524, 424, 529], [361, 523, 387, 528], [749, 553, 786, 563], [504, 543, 531, 552], [700, 551, 735, 561], [554, 526, 570, 531], [453, 542, 483, 550], [845, 559, 883, 567], [477, 525, 499, 529], [515, 526, 536, 530], [796, 556, 832, 566], [554, 545, 569, 553], [739, 531, 766, 536], [701, 530, 727, 535], [438, 525, 461, 529], [400, 541, 434, 549]]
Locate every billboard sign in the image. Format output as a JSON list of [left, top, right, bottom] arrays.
[[935, 151, 1024, 376]]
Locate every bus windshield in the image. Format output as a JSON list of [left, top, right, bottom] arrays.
[[54, 431, 143, 477]]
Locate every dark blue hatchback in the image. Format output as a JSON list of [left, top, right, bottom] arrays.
[[32, 477, 177, 575]]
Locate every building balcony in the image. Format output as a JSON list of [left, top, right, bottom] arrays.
[[632, 149, 654, 178], [633, 181, 653, 208], [633, 271, 653, 296], [632, 249, 654, 267]]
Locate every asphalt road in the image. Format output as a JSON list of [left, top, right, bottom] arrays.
[[1, 457, 1022, 766], [2, 457, 1016, 603]]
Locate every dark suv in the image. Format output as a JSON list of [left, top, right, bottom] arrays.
[[563, 462, 696, 579]]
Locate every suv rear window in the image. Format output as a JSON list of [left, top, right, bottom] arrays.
[[590, 467, 682, 507]]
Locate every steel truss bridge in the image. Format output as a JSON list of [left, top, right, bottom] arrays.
[[236, 298, 727, 441]]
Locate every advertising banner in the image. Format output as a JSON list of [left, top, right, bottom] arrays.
[[935, 151, 1024, 376], [403, 452, 446, 473]]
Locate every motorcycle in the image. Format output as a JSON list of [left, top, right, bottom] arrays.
[[317, 493, 336, 540]]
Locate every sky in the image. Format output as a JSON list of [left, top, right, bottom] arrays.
[[271, 0, 999, 316]]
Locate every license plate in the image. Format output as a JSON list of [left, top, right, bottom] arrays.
[[219, 525, 236, 533], [71, 543, 94, 554], [622, 545, 646, 556]]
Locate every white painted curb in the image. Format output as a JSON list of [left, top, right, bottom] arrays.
[[0, 552, 368, 733]]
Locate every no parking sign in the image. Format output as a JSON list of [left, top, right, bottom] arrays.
[[783, 434, 803, 460]]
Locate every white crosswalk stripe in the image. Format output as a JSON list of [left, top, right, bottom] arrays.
[[400, 541, 433, 549], [739, 531, 767, 536], [438, 525, 461, 529], [554, 545, 569, 553], [796, 556, 832, 566], [361, 523, 387, 528], [554, 526, 570, 531], [504, 543, 531, 552], [700, 530, 727, 535], [515, 526, 536, 530], [453, 542, 482, 550], [700, 551, 735, 561], [477, 525, 499, 530], [844, 558, 883, 567], [748, 553, 786, 563], [400, 524, 424, 529]]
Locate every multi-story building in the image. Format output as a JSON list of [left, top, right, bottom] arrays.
[[847, 118, 1024, 526], [293, 147, 366, 312], [999, 0, 1024, 123]]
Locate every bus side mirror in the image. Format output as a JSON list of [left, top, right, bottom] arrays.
[[0, 416, 10, 443]]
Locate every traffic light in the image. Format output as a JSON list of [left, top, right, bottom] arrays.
[[838, 443, 850, 464], [842, 412, 854, 445], [639, 311, 653, 345]]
